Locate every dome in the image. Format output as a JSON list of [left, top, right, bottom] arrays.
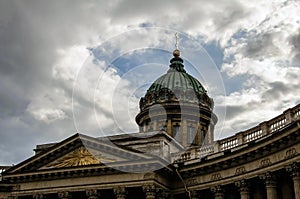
[[135, 49, 217, 147], [138, 55, 213, 111], [147, 64, 207, 96]]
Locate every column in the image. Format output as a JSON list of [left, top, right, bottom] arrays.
[[143, 184, 156, 199], [33, 193, 43, 199], [286, 162, 300, 199], [235, 180, 250, 199], [211, 185, 224, 199], [260, 172, 277, 199], [113, 187, 127, 199], [190, 190, 200, 199], [58, 191, 71, 199], [86, 189, 100, 199]]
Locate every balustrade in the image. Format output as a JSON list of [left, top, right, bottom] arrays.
[[215, 104, 300, 152]]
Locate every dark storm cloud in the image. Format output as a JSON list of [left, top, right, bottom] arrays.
[[0, 77, 29, 118], [0, 0, 108, 164], [212, 3, 248, 30], [221, 105, 247, 120], [262, 81, 298, 101]]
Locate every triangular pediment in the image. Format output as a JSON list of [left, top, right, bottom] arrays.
[[40, 146, 116, 169], [4, 133, 153, 174]]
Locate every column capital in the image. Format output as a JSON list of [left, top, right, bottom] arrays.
[[235, 179, 249, 192], [190, 190, 200, 199], [235, 179, 250, 199], [113, 186, 127, 199], [211, 185, 224, 198], [58, 191, 70, 199], [143, 184, 156, 199], [156, 189, 170, 199], [259, 172, 277, 187], [142, 183, 156, 193], [33, 193, 43, 199], [86, 189, 99, 199], [286, 162, 300, 179]]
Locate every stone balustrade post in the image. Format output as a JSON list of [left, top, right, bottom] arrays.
[[260, 172, 277, 199], [143, 184, 156, 199], [286, 162, 300, 199], [235, 180, 250, 199], [259, 122, 269, 136], [211, 185, 224, 199], [284, 108, 293, 123], [86, 189, 100, 199], [214, 141, 221, 153], [237, 132, 244, 145], [113, 187, 127, 199]]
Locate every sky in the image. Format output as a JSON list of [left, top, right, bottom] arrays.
[[0, 0, 300, 165]]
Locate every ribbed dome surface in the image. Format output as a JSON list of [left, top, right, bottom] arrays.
[[138, 54, 213, 111], [147, 68, 206, 95]]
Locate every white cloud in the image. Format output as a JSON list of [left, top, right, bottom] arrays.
[[53, 45, 89, 82], [1, 0, 300, 164], [214, 0, 300, 137], [29, 108, 67, 124]]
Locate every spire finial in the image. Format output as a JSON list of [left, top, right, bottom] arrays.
[[175, 32, 179, 50], [173, 32, 180, 57]]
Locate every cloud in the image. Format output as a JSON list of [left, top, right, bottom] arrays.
[[0, 0, 300, 164]]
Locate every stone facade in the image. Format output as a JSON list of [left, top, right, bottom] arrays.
[[0, 104, 299, 198]]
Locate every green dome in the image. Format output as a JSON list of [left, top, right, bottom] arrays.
[[146, 56, 207, 96], [147, 68, 207, 95], [138, 55, 213, 111]]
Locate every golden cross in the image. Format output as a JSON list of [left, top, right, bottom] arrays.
[[175, 32, 179, 49]]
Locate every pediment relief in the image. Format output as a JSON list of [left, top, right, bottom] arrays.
[[5, 133, 155, 174], [41, 147, 116, 169]]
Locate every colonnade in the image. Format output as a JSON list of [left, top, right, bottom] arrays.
[[208, 162, 299, 199], [9, 162, 300, 199]]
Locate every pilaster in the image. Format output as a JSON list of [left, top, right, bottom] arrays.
[[182, 120, 187, 147]]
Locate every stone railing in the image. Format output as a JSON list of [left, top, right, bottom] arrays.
[[218, 103, 300, 152], [198, 144, 215, 158], [174, 144, 216, 163], [172, 104, 300, 163]]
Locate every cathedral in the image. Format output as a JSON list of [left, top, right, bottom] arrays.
[[0, 46, 300, 199]]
